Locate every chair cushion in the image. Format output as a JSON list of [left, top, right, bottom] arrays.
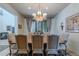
[[48, 50, 58, 54], [18, 50, 28, 54], [11, 44, 17, 49], [33, 49, 43, 54]]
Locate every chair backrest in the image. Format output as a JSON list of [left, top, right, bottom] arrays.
[[15, 35, 27, 50], [32, 35, 43, 50], [8, 33, 16, 43], [47, 35, 59, 49], [59, 33, 69, 43]]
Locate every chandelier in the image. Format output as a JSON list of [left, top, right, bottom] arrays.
[[32, 4, 47, 21]]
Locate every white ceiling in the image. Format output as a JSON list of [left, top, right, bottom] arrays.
[[9, 3, 69, 17]]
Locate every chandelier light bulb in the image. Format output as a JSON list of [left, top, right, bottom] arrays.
[[43, 13, 47, 16], [32, 13, 36, 16], [37, 11, 42, 15]]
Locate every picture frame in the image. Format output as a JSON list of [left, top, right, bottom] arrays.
[[66, 13, 79, 32], [18, 24, 22, 29]]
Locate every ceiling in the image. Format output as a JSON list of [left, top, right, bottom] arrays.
[[9, 3, 70, 18]]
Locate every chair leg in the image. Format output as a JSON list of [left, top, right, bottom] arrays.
[[16, 50, 19, 56], [43, 50, 48, 56], [9, 46, 11, 56], [28, 50, 32, 56], [9, 50, 11, 56], [65, 43, 67, 55]]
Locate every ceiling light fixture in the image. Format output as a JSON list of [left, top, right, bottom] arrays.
[[32, 3, 47, 21]]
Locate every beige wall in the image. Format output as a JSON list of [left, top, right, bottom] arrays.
[[68, 33, 79, 55], [0, 3, 26, 35]]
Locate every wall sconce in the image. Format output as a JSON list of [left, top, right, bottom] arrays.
[[61, 22, 64, 30]]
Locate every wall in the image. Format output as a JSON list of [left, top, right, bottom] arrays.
[[0, 3, 26, 35], [54, 3, 79, 55], [18, 17, 27, 35]]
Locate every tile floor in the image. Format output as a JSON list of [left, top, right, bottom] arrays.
[[0, 39, 9, 45], [0, 39, 9, 56], [0, 39, 77, 56]]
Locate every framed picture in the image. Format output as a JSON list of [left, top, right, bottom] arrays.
[[18, 24, 22, 29], [66, 13, 79, 32]]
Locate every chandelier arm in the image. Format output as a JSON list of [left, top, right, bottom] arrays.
[[32, 3, 47, 21]]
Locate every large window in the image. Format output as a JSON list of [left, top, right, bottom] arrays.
[[0, 7, 17, 33], [31, 20, 48, 32]]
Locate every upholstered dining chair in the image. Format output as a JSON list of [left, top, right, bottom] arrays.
[[32, 35, 43, 56], [8, 33, 16, 56], [15, 35, 28, 55], [47, 35, 59, 56], [58, 33, 69, 55]]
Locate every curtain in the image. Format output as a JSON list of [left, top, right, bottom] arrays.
[[47, 19, 52, 32], [43, 20, 48, 32], [26, 17, 32, 32]]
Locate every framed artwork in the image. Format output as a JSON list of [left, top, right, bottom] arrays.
[[66, 13, 79, 32], [18, 24, 22, 29]]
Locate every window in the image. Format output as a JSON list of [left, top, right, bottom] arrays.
[[31, 20, 48, 32], [0, 7, 17, 33]]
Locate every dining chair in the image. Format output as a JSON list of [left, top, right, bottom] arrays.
[[8, 33, 16, 56], [15, 35, 28, 55], [47, 35, 59, 56], [32, 35, 43, 56], [58, 33, 69, 55]]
